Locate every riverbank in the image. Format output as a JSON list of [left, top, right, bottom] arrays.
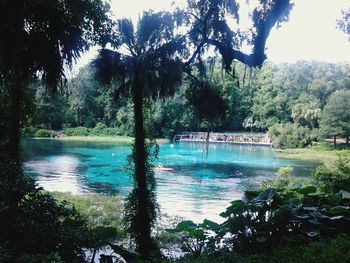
[[56, 135, 169, 144], [275, 148, 350, 162], [51, 192, 124, 229]]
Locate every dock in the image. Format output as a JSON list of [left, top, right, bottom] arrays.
[[173, 131, 272, 147]]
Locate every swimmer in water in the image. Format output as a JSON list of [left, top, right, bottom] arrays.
[[153, 164, 174, 172]]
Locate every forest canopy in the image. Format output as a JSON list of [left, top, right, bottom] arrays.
[[1, 0, 350, 262], [27, 60, 350, 148]]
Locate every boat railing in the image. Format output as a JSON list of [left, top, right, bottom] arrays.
[[173, 131, 271, 146]]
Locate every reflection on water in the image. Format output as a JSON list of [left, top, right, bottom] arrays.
[[22, 139, 317, 222], [25, 155, 88, 194]]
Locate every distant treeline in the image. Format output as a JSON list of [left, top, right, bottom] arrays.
[[21, 60, 350, 147]]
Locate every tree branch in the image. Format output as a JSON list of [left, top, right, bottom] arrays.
[[186, 0, 291, 68]]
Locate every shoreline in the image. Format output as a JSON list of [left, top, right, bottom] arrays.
[[30, 136, 170, 144], [275, 148, 350, 162]]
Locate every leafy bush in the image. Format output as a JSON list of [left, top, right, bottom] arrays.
[[64, 126, 89, 136], [0, 155, 92, 262], [91, 124, 121, 136], [167, 219, 219, 258], [172, 180, 350, 257], [21, 126, 37, 137], [261, 166, 308, 190], [168, 236, 350, 263], [33, 129, 55, 138], [64, 124, 123, 137], [313, 158, 350, 193], [269, 123, 318, 148]]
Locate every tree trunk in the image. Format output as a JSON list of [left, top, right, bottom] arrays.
[[8, 78, 22, 162], [334, 135, 337, 147], [132, 73, 157, 258], [7, 0, 25, 162], [8, 0, 25, 162], [346, 136, 349, 150]]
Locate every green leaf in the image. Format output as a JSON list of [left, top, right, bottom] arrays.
[[340, 190, 350, 199], [329, 206, 350, 215], [309, 211, 329, 219], [220, 200, 244, 218], [252, 189, 279, 203], [243, 190, 261, 202], [92, 226, 119, 247], [175, 220, 197, 231], [200, 219, 220, 231], [295, 186, 317, 195], [189, 229, 205, 239]]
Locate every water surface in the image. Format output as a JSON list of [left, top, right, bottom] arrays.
[[23, 139, 316, 222]]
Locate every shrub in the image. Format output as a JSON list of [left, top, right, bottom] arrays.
[[64, 126, 89, 136], [90, 123, 121, 136], [313, 158, 350, 193], [91, 122, 107, 134], [170, 236, 350, 263], [261, 166, 307, 190], [33, 129, 55, 138], [102, 127, 121, 136], [0, 155, 92, 262], [21, 126, 37, 137], [269, 123, 317, 148]]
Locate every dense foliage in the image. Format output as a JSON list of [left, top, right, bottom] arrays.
[[168, 159, 350, 261], [0, 0, 111, 160], [0, 157, 92, 262], [1, 0, 350, 262], [25, 60, 350, 149]]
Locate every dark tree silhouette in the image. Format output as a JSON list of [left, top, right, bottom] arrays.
[[94, 0, 291, 259], [93, 12, 184, 258], [0, 0, 110, 161], [182, 0, 291, 69]]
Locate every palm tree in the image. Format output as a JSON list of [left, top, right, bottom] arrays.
[[93, 12, 184, 258], [292, 101, 321, 129], [304, 101, 321, 129], [94, 1, 292, 258]]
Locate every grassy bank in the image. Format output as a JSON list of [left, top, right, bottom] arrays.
[[56, 135, 169, 144], [51, 192, 124, 229], [275, 148, 350, 162], [57, 135, 134, 144]]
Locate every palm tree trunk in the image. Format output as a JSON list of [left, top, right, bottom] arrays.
[[8, 76, 22, 162], [7, 0, 25, 162], [132, 75, 157, 258]]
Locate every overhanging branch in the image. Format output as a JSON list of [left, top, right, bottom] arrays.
[[186, 0, 291, 68]]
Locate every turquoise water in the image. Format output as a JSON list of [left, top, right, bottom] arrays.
[[23, 139, 316, 222]]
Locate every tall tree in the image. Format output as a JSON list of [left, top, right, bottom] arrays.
[[320, 89, 350, 148], [95, 0, 292, 258], [94, 12, 184, 258], [0, 0, 110, 161]]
